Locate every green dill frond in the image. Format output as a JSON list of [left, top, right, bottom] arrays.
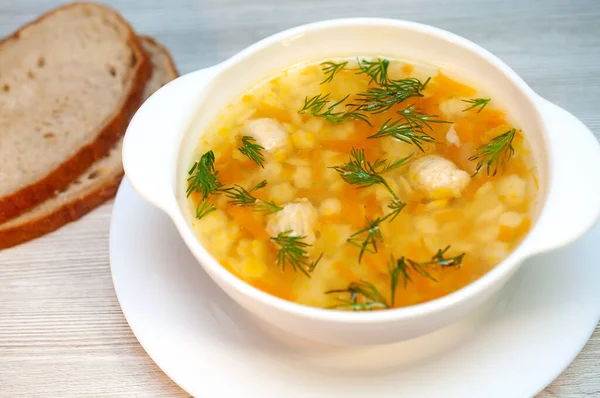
[[299, 93, 370, 125], [469, 128, 516, 176], [195, 200, 216, 220], [462, 97, 491, 113], [186, 151, 223, 198], [271, 231, 322, 277], [320, 61, 348, 84], [331, 147, 410, 197], [326, 280, 389, 311], [238, 136, 265, 168], [355, 58, 391, 86]]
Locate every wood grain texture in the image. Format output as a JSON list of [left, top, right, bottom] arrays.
[[0, 0, 598, 396]]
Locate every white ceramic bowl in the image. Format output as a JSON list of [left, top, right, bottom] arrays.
[[122, 18, 600, 346]]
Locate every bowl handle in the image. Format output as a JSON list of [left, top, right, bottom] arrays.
[[122, 66, 219, 213], [530, 96, 600, 253]]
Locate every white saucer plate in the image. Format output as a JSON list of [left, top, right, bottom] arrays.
[[110, 179, 600, 398]]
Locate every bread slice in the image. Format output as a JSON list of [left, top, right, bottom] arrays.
[[0, 2, 152, 223], [0, 36, 179, 249]]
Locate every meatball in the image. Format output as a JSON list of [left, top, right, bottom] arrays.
[[243, 118, 288, 152], [408, 155, 470, 200]]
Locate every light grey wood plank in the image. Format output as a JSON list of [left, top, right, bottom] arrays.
[[0, 0, 598, 396]]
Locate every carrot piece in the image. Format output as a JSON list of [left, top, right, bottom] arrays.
[[341, 185, 365, 228], [435, 209, 462, 223], [430, 72, 477, 98], [227, 206, 269, 240]]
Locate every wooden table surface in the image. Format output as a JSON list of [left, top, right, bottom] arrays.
[[1, 0, 599, 396]]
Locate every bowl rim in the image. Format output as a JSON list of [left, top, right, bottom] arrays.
[[174, 17, 546, 324]]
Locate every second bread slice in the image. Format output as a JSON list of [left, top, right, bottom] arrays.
[[0, 3, 152, 223], [0, 36, 179, 249]]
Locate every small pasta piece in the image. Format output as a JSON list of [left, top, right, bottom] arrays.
[[439, 97, 468, 119], [499, 211, 524, 228], [408, 155, 471, 200], [293, 166, 312, 189], [243, 118, 288, 151], [266, 198, 319, 244], [496, 174, 527, 207], [260, 162, 283, 182], [414, 216, 438, 234], [319, 198, 342, 216], [235, 239, 269, 278], [482, 241, 510, 264], [208, 223, 240, 258], [290, 130, 317, 150], [475, 225, 500, 243], [381, 136, 418, 159], [194, 209, 229, 236], [268, 181, 297, 204], [319, 223, 352, 249], [475, 204, 505, 225]]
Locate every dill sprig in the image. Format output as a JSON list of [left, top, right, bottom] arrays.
[[368, 119, 435, 151], [331, 147, 411, 199], [462, 97, 491, 113], [329, 246, 465, 310], [386, 199, 406, 222], [398, 104, 451, 129], [346, 198, 410, 263], [469, 128, 516, 176], [347, 216, 386, 263], [368, 105, 449, 151], [195, 200, 216, 220], [222, 180, 282, 214], [271, 231, 323, 277], [186, 151, 223, 199], [238, 136, 265, 168], [350, 77, 430, 114], [299, 93, 370, 125], [320, 61, 348, 84], [431, 246, 466, 268], [326, 281, 389, 311], [355, 58, 390, 86]]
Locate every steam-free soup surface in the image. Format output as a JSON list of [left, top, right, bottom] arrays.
[[185, 57, 537, 310]]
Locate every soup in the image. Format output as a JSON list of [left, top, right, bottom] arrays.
[[184, 57, 538, 311]]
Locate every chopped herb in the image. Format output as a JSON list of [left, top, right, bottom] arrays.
[[254, 199, 283, 214], [195, 200, 216, 220], [430, 246, 466, 268], [355, 58, 391, 86], [367, 105, 449, 151], [368, 118, 435, 151], [271, 231, 323, 277], [469, 128, 516, 176], [329, 247, 466, 310], [320, 61, 348, 84], [238, 136, 265, 168], [347, 216, 386, 263], [326, 281, 389, 311], [398, 104, 451, 130], [462, 97, 491, 113], [331, 147, 411, 198], [186, 151, 223, 198], [386, 199, 406, 222], [350, 77, 430, 114], [299, 93, 370, 125], [222, 180, 282, 214]]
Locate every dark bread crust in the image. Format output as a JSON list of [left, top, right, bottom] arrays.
[[0, 2, 152, 224], [0, 174, 123, 249], [0, 36, 179, 250], [138, 35, 181, 77]]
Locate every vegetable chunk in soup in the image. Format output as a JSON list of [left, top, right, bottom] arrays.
[[184, 57, 537, 311]]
